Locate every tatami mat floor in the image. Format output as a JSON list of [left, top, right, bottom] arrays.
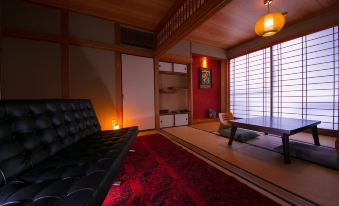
[[160, 123, 339, 206]]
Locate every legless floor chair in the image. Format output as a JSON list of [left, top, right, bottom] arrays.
[[218, 112, 234, 130]]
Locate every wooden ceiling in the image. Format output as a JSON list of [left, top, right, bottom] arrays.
[[28, 0, 176, 31], [28, 0, 339, 49], [187, 0, 339, 48]]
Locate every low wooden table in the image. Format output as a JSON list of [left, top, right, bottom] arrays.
[[228, 116, 321, 163]]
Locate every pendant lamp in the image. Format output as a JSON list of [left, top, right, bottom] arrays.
[[255, 0, 285, 37]]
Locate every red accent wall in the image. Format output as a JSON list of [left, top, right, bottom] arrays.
[[192, 55, 221, 119]]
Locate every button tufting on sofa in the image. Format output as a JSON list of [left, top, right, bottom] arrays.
[[0, 99, 137, 206]]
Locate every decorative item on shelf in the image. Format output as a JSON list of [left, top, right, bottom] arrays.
[[208, 108, 217, 118], [199, 68, 212, 88], [160, 86, 186, 93], [160, 86, 176, 93], [254, 0, 286, 37], [112, 120, 120, 130], [160, 109, 169, 114], [176, 109, 190, 114]]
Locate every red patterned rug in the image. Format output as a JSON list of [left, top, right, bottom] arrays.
[[102, 134, 279, 206]]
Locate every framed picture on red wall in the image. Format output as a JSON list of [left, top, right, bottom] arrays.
[[199, 68, 212, 88]]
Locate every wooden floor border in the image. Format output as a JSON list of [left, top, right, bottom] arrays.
[[159, 129, 319, 206]]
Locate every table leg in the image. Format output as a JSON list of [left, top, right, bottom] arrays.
[[228, 126, 237, 146], [311, 125, 320, 146], [282, 134, 291, 164]]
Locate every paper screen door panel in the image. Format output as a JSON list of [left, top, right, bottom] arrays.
[[175, 113, 188, 126], [173, 63, 187, 73], [122, 54, 155, 130], [159, 61, 172, 72]]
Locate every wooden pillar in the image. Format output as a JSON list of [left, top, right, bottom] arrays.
[[114, 23, 123, 127], [220, 59, 227, 113], [0, 19, 3, 99], [225, 59, 230, 112], [60, 11, 70, 98], [154, 58, 160, 129], [188, 41, 193, 124]]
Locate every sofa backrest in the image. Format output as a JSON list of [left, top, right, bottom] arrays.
[[0, 99, 100, 185]]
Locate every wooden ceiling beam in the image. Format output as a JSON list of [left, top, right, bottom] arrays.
[[155, 0, 232, 57]]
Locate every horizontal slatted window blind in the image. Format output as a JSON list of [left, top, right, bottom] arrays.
[[230, 26, 339, 131], [272, 27, 339, 130], [230, 48, 271, 118]]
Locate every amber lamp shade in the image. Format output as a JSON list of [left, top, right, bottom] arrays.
[[255, 12, 285, 37]]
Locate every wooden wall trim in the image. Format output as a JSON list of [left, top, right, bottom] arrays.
[[225, 60, 230, 112], [0, 25, 2, 99], [1, 27, 154, 56], [159, 53, 191, 64], [192, 53, 227, 61], [2, 27, 63, 43], [27, 0, 154, 32], [61, 11, 69, 37], [115, 52, 122, 127], [114, 23, 123, 127], [188, 63, 193, 124], [188, 41, 193, 124], [61, 44, 69, 98], [1, 19, 153, 128], [220, 60, 226, 113], [154, 58, 160, 129], [61, 11, 70, 98], [115, 22, 121, 46], [118, 45, 154, 58], [68, 37, 115, 50], [68, 38, 154, 57], [270, 46, 273, 117]]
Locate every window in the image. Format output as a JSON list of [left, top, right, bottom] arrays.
[[230, 48, 270, 118], [230, 26, 339, 130], [272, 27, 339, 129]]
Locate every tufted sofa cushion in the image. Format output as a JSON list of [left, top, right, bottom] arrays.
[[0, 99, 137, 206]]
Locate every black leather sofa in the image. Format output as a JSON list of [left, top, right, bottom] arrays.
[[0, 99, 137, 206]]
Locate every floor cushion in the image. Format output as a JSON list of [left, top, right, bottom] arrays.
[[219, 128, 259, 142]]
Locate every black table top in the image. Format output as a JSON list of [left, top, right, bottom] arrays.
[[230, 116, 321, 134]]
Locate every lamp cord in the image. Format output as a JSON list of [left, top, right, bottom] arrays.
[[265, 0, 272, 13]]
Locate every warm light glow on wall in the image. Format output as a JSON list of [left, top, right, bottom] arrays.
[[202, 57, 208, 68]]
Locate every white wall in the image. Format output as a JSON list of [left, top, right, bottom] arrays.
[[0, 0, 62, 99], [69, 12, 115, 43], [2, 37, 61, 99], [192, 42, 226, 59], [0, 0, 118, 130], [69, 46, 116, 130], [166, 40, 190, 57], [2, 0, 60, 34]]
